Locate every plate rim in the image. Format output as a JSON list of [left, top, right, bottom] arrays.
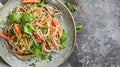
[[0, 0, 76, 67]]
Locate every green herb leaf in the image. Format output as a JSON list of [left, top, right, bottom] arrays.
[[48, 55, 52, 61], [76, 25, 83, 32], [33, 44, 41, 59], [46, 36, 51, 42], [60, 32, 68, 43], [64, 2, 76, 14], [65, 2, 71, 8], [23, 23, 33, 35], [23, 51, 32, 56], [8, 13, 21, 23], [38, 2, 45, 7], [70, 8, 76, 14], [41, 0, 49, 4], [41, 53, 47, 60], [41, 26, 48, 34], [21, 14, 34, 23], [61, 43, 66, 49], [29, 63, 36, 67]]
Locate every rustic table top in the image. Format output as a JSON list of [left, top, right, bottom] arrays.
[[0, 0, 120, 67]]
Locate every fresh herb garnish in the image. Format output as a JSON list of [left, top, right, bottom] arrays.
[[41, 53, 47, 60], [38, 0, 49, 7], [61, 43, 66, 49], [41, 26, 48, 34], [76, 25, 83, 32], [23, 23, 34, 35], [48, 55, 52, 61], [65, 2, 76, 14], [60, 32, 68, 43], [29, 63, 36, 67], [21, 14, 34, 23], [65, 2, 70, 8], [8, 13, 21, 23]]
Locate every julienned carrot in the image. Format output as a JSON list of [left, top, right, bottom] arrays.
[[57, 28, 63, 36], [0, 33, 8, 40], [11, 35, 16, 40], [14, 24, 22, 38], [16, 49, 23, 56], [52, 18, 58, 27], [23, 0, 40, 4]]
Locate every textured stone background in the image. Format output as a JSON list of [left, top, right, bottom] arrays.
[[0, 0, 120, 67]]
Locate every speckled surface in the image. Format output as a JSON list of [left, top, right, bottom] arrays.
[[0, 0, 120, 67]]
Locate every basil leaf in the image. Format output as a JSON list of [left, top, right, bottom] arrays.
[[76, 25, 83, 32], [23, 23, 33, 35], [60, 32, 68, 43], [21, 14, 34, 23], [33, 44, 41, 58], [8, 13, 21, 23]]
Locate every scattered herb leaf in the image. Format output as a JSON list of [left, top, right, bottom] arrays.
[[61, 43, 66, 49], [64, 2, 76, 14], [76, 25, 83, 32], [29, 63, 36, 67], [48, 55, 52, 61], [60, 32, 68, 43]]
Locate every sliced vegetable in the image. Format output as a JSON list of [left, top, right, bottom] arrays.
[[52, 18, 58, 27], [21, 14, 34, 23], [10, 34, 16, 40], [8, 13, 21, 23], [0, 33, 8, 40], [16, 49, 23, 56], [23, 23, 33, 35], [76, 25, 83, 32], [14, 24, 23, 38], [34, 33, 41, 40], [23, 0, 40, 4], [60, 32, 68, 43]]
